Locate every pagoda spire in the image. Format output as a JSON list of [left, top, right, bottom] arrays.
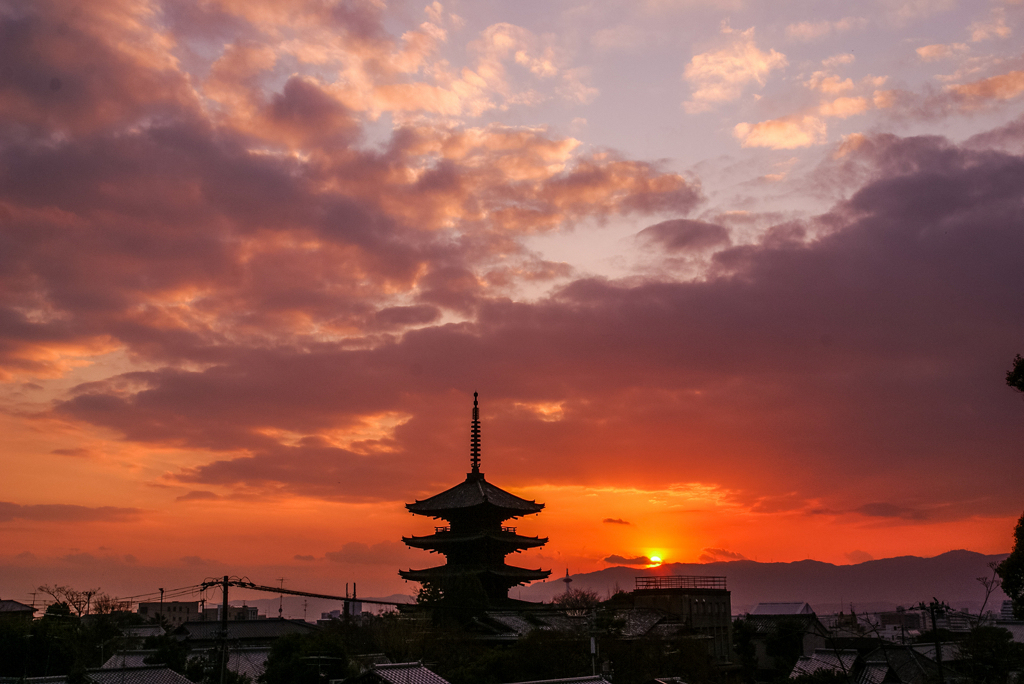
[[470, 392, 481, 474]]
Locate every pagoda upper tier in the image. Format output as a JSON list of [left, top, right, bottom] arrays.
[[399, 393, 550, 605], [407, 471, 544, 521]]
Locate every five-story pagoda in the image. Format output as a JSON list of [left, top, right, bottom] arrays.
[[400, 393, 550, 605]]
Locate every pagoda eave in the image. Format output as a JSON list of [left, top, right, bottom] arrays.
[[400, 565, 551, 583], [402, 532, 548, 550]]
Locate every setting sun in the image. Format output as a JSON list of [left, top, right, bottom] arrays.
[[649, 556, 662, 565]]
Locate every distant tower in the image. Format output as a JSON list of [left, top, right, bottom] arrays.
[[399, 393, 551, 605], [562, 569, 573, 591]]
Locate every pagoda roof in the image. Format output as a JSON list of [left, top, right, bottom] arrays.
[[400, 564, 550, 583], [407, 473, 543, 516], [403, 530, 548, 550]]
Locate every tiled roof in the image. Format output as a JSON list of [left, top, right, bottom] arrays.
[[997, 621, 1024, 642], [614, 608, 662, 638], [501, 677, 611, 684], [751, 602, 814, 615], [486, 611, 536, 636], [744, 614, 827, 636], [121, 626, 165, 638], [857, 664, 888, 684], [860, 646, 939, 684], [407, 474, 543, 516], [789, 649, 858, 678], [362, 662, 451, 684], [102, 648, 270, 680], [102, 652, 154, 668], [226, 646, 272, 680], [87, 666, 194, 684]]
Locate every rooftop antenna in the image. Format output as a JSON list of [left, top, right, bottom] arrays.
[[470, 392, 481, 474]]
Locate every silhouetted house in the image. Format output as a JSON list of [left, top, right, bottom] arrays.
[[400, 394, 550, 606], [788, 645, 940, 684], [345, 662, 451, 684], [0, 598, 36, 622]]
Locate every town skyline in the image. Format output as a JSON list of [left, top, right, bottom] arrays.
[[2, 0, 1024, 603]]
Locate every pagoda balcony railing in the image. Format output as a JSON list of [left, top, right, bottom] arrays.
[[431, 526, 519, 534]]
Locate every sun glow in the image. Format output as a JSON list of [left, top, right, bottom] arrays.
[[649, 555, 662, 565]]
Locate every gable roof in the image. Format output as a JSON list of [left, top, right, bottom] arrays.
[[790, 649, 859, 678], [744, 614, 829, 637], [859, 646, 940, 684], [501, 677, 611, 684], [349, 662, 451, 684], [0, 599, 36, 614], [751, 602, 814, 615], [87, 666, 194, 684]]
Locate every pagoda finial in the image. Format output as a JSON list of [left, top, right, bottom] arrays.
[[470, 392, 481, 474]]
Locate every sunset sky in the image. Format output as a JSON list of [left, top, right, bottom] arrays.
[[2, 0, 1024, 607]]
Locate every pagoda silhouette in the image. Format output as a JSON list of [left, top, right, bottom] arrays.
[[400, 393, 550, 605]]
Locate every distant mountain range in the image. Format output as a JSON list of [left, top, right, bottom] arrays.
[[241, 551, 1008, 620], [519, 550, 1010, 615]]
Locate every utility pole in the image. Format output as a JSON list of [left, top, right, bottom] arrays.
[[919, 599, 947, 684], [159, 588, 164, 626], [220, 576, 229, 684]]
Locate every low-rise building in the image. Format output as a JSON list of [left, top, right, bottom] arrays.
[[631, 575, 732, 662], [137, 601, 199, 627]]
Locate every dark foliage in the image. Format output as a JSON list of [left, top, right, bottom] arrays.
[[764, 617, 807, 675], [956, 625, 1024, 684], [996, 512, 1024, 620], [731, 619, 759, 683], [0, 601, 139, 678], [1007, 354, 1024, 395], [259, 621, 352, 684]]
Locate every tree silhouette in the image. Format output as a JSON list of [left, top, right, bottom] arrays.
[[1008, 354, 1024, 395], [997, 513, 1024, 619]]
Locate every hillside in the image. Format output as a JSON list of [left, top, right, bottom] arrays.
[[520, 550, 1009, 615]]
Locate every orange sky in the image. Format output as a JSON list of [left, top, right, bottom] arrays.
[[1, 0, 1024, 604]]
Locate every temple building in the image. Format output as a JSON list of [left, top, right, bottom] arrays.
[[400, 393, 551, 605]]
